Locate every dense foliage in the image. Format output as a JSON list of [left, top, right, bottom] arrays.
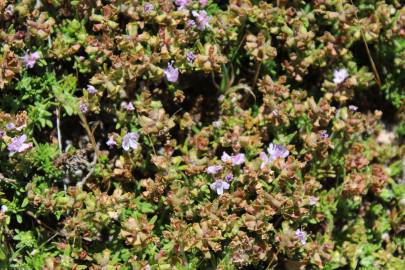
[[0, 0, 404, 269]]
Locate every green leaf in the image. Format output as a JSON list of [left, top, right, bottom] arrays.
[[21, 198, 29, 208]]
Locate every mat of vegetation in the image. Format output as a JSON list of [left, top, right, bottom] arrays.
[[0, 1, 404, 269]]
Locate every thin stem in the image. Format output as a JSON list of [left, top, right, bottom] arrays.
[[78, 113, 98, 154], [136, 111, 156, 155], [26, 211, 59, 235], [211, 71, 220, 91], [76, 113, 98, 188], [0, 173, 17, 184], [56, 107, 62, 154], [350, 0, 381, 87], [265, 250, 279, 270], [252, 61, 262, 91], [147, 133, 157, 156], [231, 32, 247, 62]]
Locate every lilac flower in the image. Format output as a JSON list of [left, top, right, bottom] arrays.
[[295, 229, 307, 245], [121, 101, 135, 111], [127, 102, 135, 111], [348, 105, 358, 111], [192, 10, 210, 30], [225, 173, 233, 182], [333, 68, 348, 84], [260, 143, 289, 169], [175, 0, 190, 10], [259, 151, 271, 170], [206, 165, 222, 174], [0, 130, 5, 138], [79, 103, 88, 113], [232, 153, 245, 166], [221, 151, 232, 163], [186, 51, 195, 63], [320, 130, 329, 139], [6, 123, 15, 130], [7, 134, 32, 153], [87, 84, 97, 95], [121, 102, 130, 111], [212, 120, 222, 128], [209, 179, 230, 195], [5, 4, 14, 16], [22, 51, 40, 69], [309, 196, 319, 206], [186, 19, 196, 28], [144, 2, 154, 13], [122, 132, 139, 151], [106, 136, 117, 147], [164, 62, 179, 83], [221, 152, 245, 166], [199, 0, 208, 7], [15, 124, 26, 131], [267, 143, 289, 160], [1, 205, 7, 213]]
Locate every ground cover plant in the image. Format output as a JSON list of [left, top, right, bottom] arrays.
[[0, 0, 404, 269]]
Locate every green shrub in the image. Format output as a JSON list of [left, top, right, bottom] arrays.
[[0, 1, 404, 269]]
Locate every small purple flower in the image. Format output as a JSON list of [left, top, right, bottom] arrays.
[[206, 165, 222, 174], [259, 151, 270, 169], [144, 2, 154, 13], [127, 103, 135, 111], [295, 229, 307, 245], [106, 136, 117, 147], [7, 134, 32, 153], [333, 68, 348, 84], [122, 132, 139, 151], [121, 101, 135, 111], [0, 130, 5, 138], [175, 0, 190, 10], [225, 173, 233, 182], [6, 123, 15, 130], [209, 179, 230, 195], [267, 143, 289, 160], [186, 19, 196, 28], [164, 62, 179, 83], [309, 196, 319, 206], [5, 4, 14, 16], [221, 152, 245, 166], [79, 103, 88, 113], [221, 151, 232, 163], [22, 51, 40, 69], [348, 105, 358, 111], [186, 51, 195, 63], [232, 153, 245, 166], [192, 10, 210, 30], [320, 130, 329, 139], [1, 205, 7, 213], [212, 120, 222, 128], [86, 85, 97, 95], [260, 143, 289, 169], [199, 0, 208, 7], [15, 124, 26, 131]]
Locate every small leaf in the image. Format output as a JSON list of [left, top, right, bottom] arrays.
[[16, 215, 22, 224]]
